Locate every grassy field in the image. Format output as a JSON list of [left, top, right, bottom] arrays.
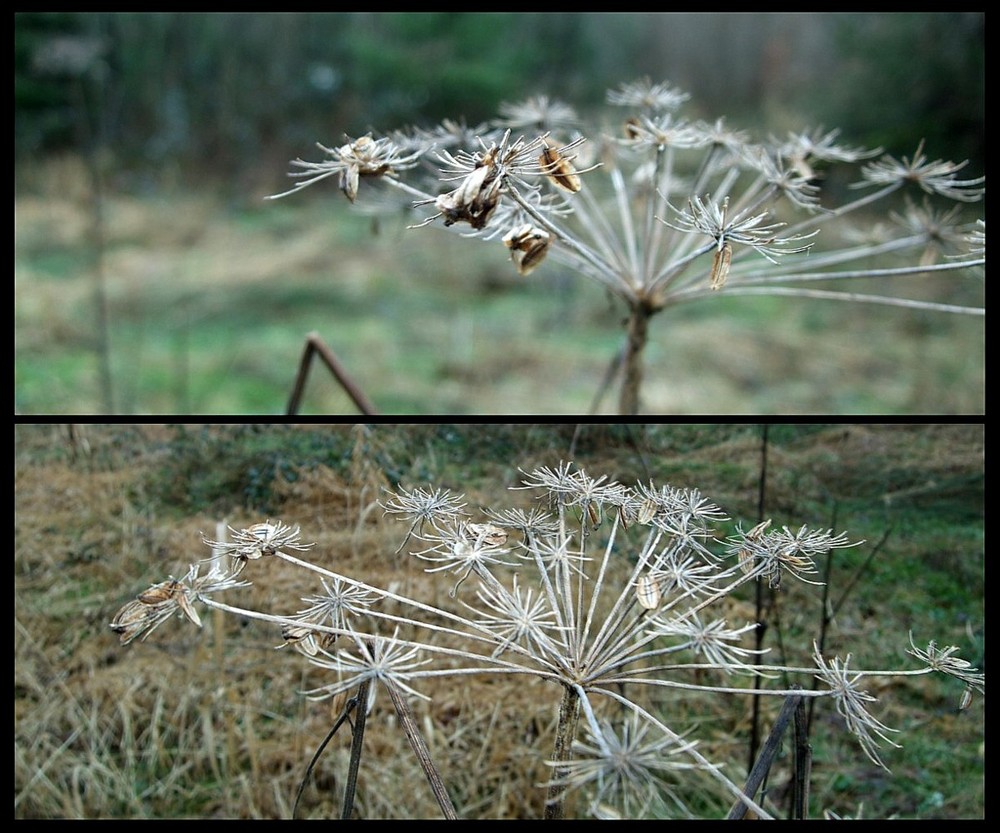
[[15, 157, 985, 415], [14, 423, 984, 819]]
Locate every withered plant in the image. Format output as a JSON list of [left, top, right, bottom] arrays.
[[110, 462, 984, 818], [270, 79, 984, 414]]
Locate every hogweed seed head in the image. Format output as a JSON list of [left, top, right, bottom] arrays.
[[812, 643, 902, 770], [855, 139, 986, 202], [271, 80, 983, 414], [906, 632, 985, 696], [113, 462, 983, 817]]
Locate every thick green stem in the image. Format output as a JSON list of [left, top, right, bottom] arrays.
[[544, 683, 582, 819]]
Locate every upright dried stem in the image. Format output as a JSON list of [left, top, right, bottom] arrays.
[[341, 678, 371, 819], [384, 678, 458, 820], [544, 683, 582, 819], [619, 301, 655, 415]]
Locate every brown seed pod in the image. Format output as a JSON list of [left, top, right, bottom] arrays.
[[737, 549, 755, 575], [538, 141, 582, 193], [710, 241, 732, 291], [175, 588, 202, 628], [502, 224, 551, 276], [466, 522, 508, 547], [109, 600, 153, 645], [636, 574, 661, 610], [585, 502, 602, 530], [636, 499, 658, 526], [436, 166, 503, 229], [339, 164, 360, 203], [282, 624, 320, 656], [138, 580, 179, 607]]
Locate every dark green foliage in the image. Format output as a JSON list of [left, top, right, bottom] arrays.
[[149, 424, 354, 514], [14, 12, 89, 155], [804, 13, 984, 172], [16, 13, 983, 190]]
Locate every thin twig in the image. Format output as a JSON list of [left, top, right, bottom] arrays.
[[286, 331, 380, 415], [747, 423, 770, 774], [292, 695, 359, 819], [791, 691, 811, 819]]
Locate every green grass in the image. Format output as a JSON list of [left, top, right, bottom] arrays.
[[14, 159, 985, 414]]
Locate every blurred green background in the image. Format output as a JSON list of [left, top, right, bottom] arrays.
[[14, 13, 985, 415]]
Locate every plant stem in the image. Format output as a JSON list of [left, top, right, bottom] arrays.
[[618, 301, 654, 415], [384, 678, 459, 819], [727, 689, 803, 819], [544, 683, 582, 819], [341, 679, 370, 819]]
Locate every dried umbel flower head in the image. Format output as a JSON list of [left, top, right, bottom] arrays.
[[267, 133, 424, 201], [109, 563, 249, 644], [271, 79, 983, 415], [203, 519, 313, 575], [111, 464, 983, 819]]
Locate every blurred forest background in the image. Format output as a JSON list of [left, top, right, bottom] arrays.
[[14, 13, 985, 415]]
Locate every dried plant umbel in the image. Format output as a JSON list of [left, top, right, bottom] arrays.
[[269, 78, 984, 414], [110, 462, 984, 819]]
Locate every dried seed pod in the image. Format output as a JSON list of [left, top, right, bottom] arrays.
[[636, 574, 661, 610], [109, 599, 153, 645], [282, 624, 320, 656], [636, 499, 657, 526], [248, 522, 277, 539], [585, 502, 602, 530], [710, 241, 732, 291], [455, 165, 492, 208], [624, 117, 642, 140], [138, 579, 180, 606], [538, 141, 582, 193], [617, 503, 630, 530], [466, 522, 508, 547], [746, 519, 772, 541], [502, 224, 551, 276], [959, 686, 974, 710], [339, 164, 360, 203], [246, 522, 278, 557], [316, 630, 338, 652], [175, 588, 202, 628], [436, 165, 503, 229]]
